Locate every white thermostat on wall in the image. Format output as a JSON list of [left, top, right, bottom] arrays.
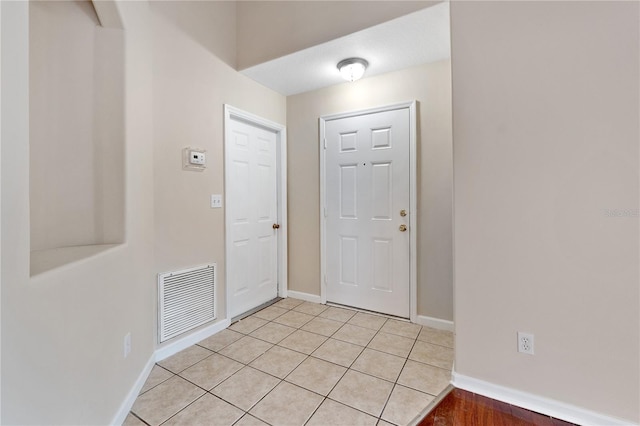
[[183, 147, 206, 171]]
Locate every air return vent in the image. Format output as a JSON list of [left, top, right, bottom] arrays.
[[158, 264, 216, 343]]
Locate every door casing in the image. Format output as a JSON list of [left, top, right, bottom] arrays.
[[224, 105, 288, 320], [320, 101, 417, 322]]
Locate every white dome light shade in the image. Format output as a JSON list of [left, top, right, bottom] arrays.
[[337, 58, 369, 82]]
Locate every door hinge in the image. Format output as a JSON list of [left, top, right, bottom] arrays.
[[324, 207, 327, 218], [323, 138, 327, 149]]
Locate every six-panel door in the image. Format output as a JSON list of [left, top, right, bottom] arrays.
[[227, 118, 279, 318], [325, 107, 411, 317]]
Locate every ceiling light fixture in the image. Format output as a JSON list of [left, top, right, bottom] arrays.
[[337, 58, 369, 82]]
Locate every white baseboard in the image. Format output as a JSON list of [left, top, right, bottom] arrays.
[[452, 372, 636, 426], [286, 290, 322, 304], [415, 315, 454, 332], [112, 319, 232, 425], [155, 318, 231, 362], [111, 355, 155, 426], [278, 286, 288, 299]]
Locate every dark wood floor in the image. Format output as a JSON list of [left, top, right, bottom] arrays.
[[418, 388, 577, 426]]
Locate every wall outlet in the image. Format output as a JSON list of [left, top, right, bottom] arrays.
[[124, 333, 131, 358], [517, 332, 534, 355]]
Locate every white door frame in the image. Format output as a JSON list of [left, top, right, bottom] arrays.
[[224, 105, 288, 320], [320, 101, 417, 322]]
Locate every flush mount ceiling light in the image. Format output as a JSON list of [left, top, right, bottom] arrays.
[[337, 58, 369, 82]]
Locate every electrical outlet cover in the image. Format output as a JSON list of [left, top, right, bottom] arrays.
[[517, 332, 534, 355]]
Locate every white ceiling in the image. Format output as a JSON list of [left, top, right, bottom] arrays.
[[240, 2, 451, 96]]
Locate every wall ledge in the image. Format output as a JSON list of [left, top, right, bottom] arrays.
[[91, 0, 123, 29], [452, 372, 637, 426], [30, 243, 122, 277]]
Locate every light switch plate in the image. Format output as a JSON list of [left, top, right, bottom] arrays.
[[211, 194, 222, 208]]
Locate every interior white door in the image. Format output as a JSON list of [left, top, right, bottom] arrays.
[[324, 107, 411, 317], [227, 117, 279, 318]]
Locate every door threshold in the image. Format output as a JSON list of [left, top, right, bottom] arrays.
[[325, 302, 410, 322], [231, 297, 282, 324], [408, 384, 454, 426]]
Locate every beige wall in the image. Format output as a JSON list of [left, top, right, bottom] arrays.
[[10, 0, 638, 423], [151, 1, 286, 325], [287, 60, 453, 321], [2, 1, 286, 422], [154, 0, 236, 69], [236, 1, 436, 70], [451, 1, 639, 422], [30, 1, 125, 253], [2, 1, 156, 424], [0, 0, 3, 421]]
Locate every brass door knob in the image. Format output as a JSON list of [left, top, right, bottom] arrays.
[[400, 209, 407, 217], [399, 224, 407, 232], [273, 224, 280, 229]]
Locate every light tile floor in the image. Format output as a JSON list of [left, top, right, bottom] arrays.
[[125, 298, 454, 426]]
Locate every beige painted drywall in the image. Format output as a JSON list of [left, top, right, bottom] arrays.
[[0, 0, 4, 421], [150, 1, 286, 326], [287, 60, 453, 321], [1, 1, 156, 424], [155, 0, 236, 68], [2, 0, 285, 422], [29, 0, 125, 257], [236, 1, 437, 70], [451, 1, 639, 422]]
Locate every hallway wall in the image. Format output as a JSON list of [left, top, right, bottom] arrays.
[[1, 2, 155, 424], [150, 1, 286, 326], [287, 60, 453, 322], [1, 1, 286, 423], [451, 1, 639, 422]]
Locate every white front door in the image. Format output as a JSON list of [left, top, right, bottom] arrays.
[[226, 115, 279, 318], [323, 106, 412, 318]]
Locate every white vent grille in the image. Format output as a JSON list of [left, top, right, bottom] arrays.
[[159, 263, 216, 343]]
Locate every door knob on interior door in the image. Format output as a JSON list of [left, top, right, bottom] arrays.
[[400, 209, 407, 217], [273, 224, 280, 229], [399, 224, 407, 232]]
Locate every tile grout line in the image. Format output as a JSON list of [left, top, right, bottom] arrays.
[[134, 304, 301, 424], [203, 303, 323, 425], [156, 392, 216, 426], [355, 315, 395, 423], [128, 411, 151, 426], [250, 304, 376, 424], [297, 307, 389, 425], [326, 318, 389, 423], [132, 299, 452, 426], [224, 306, 438, 420], [137, 364, 174, 396], [151, 357, 250, 425], [377, 329, 422, 425], [206, 387, 273, 425], [133, 362, 215, 424], [233, 302, 325, 425]]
